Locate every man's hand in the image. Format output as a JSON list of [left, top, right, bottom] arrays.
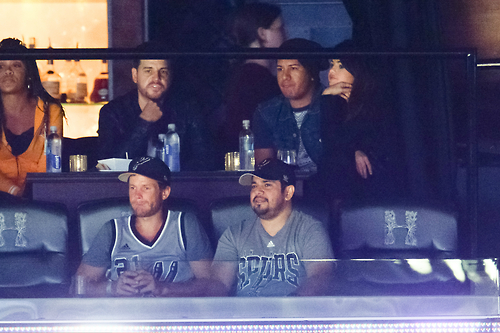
[[114, 270, 157, 296], [133, 270, 162, 296], [139, 100, 163, 122], [355, 150, 372, 179], [114, 270, 141, 296], [322, 82, 352, 101]]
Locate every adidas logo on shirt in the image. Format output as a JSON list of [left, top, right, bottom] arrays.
[[267, 241, 275, 248], [121, 243, 130, 250]]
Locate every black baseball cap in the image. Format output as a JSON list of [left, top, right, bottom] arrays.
[[118, 156, 171, 185], [239, 158, 296, 187]]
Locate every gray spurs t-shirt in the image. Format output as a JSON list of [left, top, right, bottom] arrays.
[[213, 209, 333, 296]]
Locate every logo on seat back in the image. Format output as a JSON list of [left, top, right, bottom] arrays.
[[0, 212, 28, 247], [384, 210, 417, 246]]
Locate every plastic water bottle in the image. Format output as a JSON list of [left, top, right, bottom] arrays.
[[155, 134, 168, 164], [165, 124, 180, 172], [239, 120, 254, 171], [46, 126, 62, 173]]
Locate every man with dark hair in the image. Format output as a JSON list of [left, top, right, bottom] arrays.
[[76, 156, 213, 297], [211, 158, 334, 296], [97, 41, 214, 171], [252, 38, 330, 173]]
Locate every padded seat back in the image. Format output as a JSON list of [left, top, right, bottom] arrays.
[[332, 203, 468, 295], [210, 196, 256, 241], [0, 199, 68, 297], [78, 196, 199, 256], [210, 196, 330, 242], [77, 197, 132, 256], [339, 203, 458, 258]]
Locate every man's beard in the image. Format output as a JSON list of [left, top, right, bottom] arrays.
[[133, 201, 162, 218], [252, 198, 285, 221]]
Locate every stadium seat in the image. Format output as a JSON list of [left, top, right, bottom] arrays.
[[0, 199, 69, 298], [333, 201, 469, 295]]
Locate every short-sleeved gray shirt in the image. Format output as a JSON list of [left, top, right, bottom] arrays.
[[213, 209, 334, 296]]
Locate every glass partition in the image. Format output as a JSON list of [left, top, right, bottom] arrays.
[[0, 259, 498, 332]]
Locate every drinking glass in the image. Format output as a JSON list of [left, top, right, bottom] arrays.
[[277, 149, 297, 165]]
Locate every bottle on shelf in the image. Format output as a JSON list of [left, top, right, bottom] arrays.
[[28, 37, 36, 49], [59, 59, 74, 103], [155, 134, 168, 164], [72, 59, 88, 103], [46, 126, 62, 173], [165, 124, 180, 172], [90, 59, 109, 103], [41, 59, 61, 100], [239, 119, 254, 171]]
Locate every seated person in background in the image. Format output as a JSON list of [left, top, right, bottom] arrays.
[[211, 158, 334, 296], [97, 41, 214, 171], [319, 39, 398, 205], [76, 156, 213, 297], [0, 38, 64, 196], [252, 38, 330, 173], [217, 2, 286, 155]]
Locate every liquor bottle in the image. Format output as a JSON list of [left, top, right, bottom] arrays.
[[90, 59, 109, 103], [59, 59, 74, 103], [165, 124, 180, 172], [155, 134, 168, 164], [41, 59, 61, 100], [73, 59, 88, 103], [46, 126, 62, 173], [239, 120, 254, 171], [28, 37, 36, 49]]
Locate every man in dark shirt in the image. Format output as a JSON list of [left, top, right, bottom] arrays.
[[97, 41, 214, 171]]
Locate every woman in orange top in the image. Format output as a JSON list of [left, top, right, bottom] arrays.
[[0, 38, 64, 196]]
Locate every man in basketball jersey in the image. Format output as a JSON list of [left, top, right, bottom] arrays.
[[76, 156, 213, 297], [211, 158, 334, 296]]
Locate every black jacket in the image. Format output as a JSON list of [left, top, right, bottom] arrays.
[[317, 94, 398, 202], [97, 89, 215, 171]]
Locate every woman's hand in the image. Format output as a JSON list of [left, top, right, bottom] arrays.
[[355, 150, 372, 179], [322, 82, 352, 101]]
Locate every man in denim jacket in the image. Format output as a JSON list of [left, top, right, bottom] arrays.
[[253, 38, 329, 173]]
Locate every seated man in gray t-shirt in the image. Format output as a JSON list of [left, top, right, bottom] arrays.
[[211, 158, 334, 296]]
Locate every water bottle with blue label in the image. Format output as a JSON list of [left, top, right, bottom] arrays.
[[46, 126, 62, 173], [239, 120, 254, 171], [166, 124, 180, 172]]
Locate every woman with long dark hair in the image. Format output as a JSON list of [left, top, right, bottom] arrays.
[[0, 38, 64, 196], [319, 40, 397, 205]]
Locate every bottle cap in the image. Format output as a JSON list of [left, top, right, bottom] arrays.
[[168, 123, 176, 131], [50, 126, 57, 132], [242, 120, 250, 127]]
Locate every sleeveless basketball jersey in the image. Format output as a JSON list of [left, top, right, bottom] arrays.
[[107, 211, 194, 283]]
